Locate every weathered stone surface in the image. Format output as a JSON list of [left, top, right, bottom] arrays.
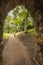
[[0, 0, 43, 65]]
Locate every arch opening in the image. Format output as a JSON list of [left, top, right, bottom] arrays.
[[3, 5, 35, 39]]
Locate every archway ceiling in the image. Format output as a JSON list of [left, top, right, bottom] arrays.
[[0, 0, 43, 19]]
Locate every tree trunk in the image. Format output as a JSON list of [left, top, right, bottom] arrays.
[[24, 13, 28, 33], [24, 19, 27, 33]]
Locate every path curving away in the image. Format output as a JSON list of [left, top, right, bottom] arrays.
[[2, 35, 32, 65]]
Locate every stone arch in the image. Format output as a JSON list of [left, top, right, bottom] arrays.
[[0, 0, 35, 43], [0, 0, 43, 65]]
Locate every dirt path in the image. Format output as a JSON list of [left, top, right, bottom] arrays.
[[2, 34, 36, 65]]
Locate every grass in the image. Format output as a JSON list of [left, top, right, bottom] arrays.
[[3, 33, 12, 39], [27, 28, 36, 35], [3, 28, 36, 39], [16, 28, 36, 36]]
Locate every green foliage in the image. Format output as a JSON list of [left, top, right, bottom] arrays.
[[3, 28, 36, 39], [27, 28, 36, 35], [4, 5, 34, 35], [3, 33, 11, 39]]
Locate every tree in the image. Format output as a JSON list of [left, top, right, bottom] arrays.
[[13, 5, 29, 32], [4, 5, 34, 33]]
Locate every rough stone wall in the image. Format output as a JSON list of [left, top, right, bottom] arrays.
[[34, 0, 43, 64], [0, 0, 43, 64]]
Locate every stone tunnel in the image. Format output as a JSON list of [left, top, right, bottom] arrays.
[[0, 0, 43, 65]]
